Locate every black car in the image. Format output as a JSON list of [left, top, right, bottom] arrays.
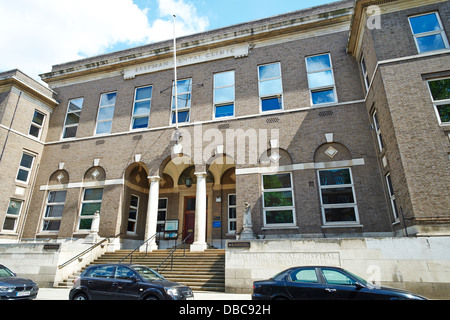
[[69, 263, 194, 300], [252, 266, 427, 300], [0, 264, 39, 300]]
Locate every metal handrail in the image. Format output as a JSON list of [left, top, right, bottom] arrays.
[[119, 232, 158, 264], [58, 233, 121, 270], [157, 232, 192, 273]]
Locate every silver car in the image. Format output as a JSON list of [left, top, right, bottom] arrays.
[[0, 264, 39, 300]]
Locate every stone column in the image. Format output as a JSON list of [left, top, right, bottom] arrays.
[[191, 172, 208, 252], [143, 176, 160, 252]]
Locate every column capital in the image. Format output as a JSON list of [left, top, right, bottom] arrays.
[[194, 172, 207, 177], [148, 175, 161, 182]]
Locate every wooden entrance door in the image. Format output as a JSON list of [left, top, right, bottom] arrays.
[[183, 197, 196, 244]]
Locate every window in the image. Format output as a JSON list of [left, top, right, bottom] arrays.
[[385, 173, 399, 221], [290, 268, 319, 283], [84, 265, 115, 278], [132, 86, 152, 130], [157, 198, 167, 233], [228, 194, 236, 233], [214, 71, 235, 118], [360, 56, 370, 91], [127, 195, 139, 233], [262, 173, 296, 227], [78, 188, 103, 230], [322, 269, 355, 286], [306, 53, 337, 105], [372, 110, 384, 151], [427, 78, 450, 125], [42, 191, 67, 232], [29, 110, 45, 139], [408, 12, 449, 53], [318, 168, 359, 225], [171, 79, 192, 124], [2, 199, 23, 232], [16, 152, 35, 184], [96, 92, 116, 135], [63, 98, 83, 139], [258, 63, 283, 112]]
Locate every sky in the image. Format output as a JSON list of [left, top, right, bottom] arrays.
[[0, 0, 338, 82]]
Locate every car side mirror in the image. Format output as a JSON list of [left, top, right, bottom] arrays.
[[355, 282, 365, 290], [130, 275, 138, 282]]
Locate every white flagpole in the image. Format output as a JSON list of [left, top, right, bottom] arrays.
[[173, 14, 179, 131]]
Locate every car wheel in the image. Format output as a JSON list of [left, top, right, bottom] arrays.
[[144, 295, 159, 300], [73, 293, 88, 300]]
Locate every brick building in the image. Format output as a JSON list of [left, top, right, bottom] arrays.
[[1, 0, 449, 252]]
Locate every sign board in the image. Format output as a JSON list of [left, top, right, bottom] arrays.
[[227, 241, 251, 248]]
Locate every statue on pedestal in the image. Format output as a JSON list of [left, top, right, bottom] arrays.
[[241, 202, 255, 240]]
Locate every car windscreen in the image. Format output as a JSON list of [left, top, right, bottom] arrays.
[[0, 265, 14, 277], [132, 266, 165, 281]]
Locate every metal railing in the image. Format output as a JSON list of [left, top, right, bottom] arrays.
[[157, 232, 192, 273], [119, 233, 158, 264], [58, 233, 122, 270]]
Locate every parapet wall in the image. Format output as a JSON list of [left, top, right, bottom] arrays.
[[225, 237, 450, 299]]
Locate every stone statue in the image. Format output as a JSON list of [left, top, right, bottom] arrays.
[[241, 202, 255, 240]]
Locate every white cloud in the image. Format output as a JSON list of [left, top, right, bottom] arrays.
[[0, 0, 209, 82]]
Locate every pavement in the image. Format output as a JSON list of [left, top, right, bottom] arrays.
[[36, 288, 251, 300]]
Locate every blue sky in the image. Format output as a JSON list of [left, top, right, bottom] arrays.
[[0, 0, 339, 81]]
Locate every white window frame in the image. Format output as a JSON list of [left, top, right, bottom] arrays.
[[372, 110, 384, 152], [29, 109, 45, 140], [306, 53, 337, 106], [427, 77, 450, 126], [228, 193, 236, 233], [385, 173, 399, 222], [2, 199, 23, 233], [131, 86, 152, 131], [317, 167, 360, 226], [258, 62, 284, 113], [360, 55, 370, 91], [261, 172, 296, 228], [41, 190, 67, 232], [62, 97, 84, 139], [77, 188, 103, 231], [408, 12, 449, 54], [171, 78, 192, 125], [127, 194, 139, 234], [15, 152, 35, 184], [213, 71, 235, 119], [95, 91, 117, 135], [157, 198, 168, 235]]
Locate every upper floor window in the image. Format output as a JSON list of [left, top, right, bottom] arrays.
[[171, 78, 192, 124], [258, 63, 283, 112], [372, 110, 384, 152], [306, 53, 337, 105], [132, 86, 152, 130], [360, 56, 370, 91], [16, 152, 35, 184], [29, 110, 45, 139], [63, 98, 83, 139], [408, 12, 449, 53], [427, 78, 450, 125], [214, 71, 235, 118], [96, 92, 117, 135], [2, 199, 23, 232]]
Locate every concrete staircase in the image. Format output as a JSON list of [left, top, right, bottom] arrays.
[[56, 249, 225, 292]]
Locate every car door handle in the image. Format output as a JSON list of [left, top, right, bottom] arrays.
[[112, 282, 119, 286], [325, 288, 336, 293], [87, 280, 93, 284]]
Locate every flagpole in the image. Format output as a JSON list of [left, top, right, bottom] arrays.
[[173, 14, 179, 132]]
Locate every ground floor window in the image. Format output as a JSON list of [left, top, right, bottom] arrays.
[[318, 168, 359, 225], [127, 195, 139, 234], [157, 198, 168, 234], [78, 188, 103, 230], [228, 194, 236, 233], [385, 173, 399, 222], [42, 191, 67, 232], [262, 172, 296, 227], [2, 199, 23, 232]]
